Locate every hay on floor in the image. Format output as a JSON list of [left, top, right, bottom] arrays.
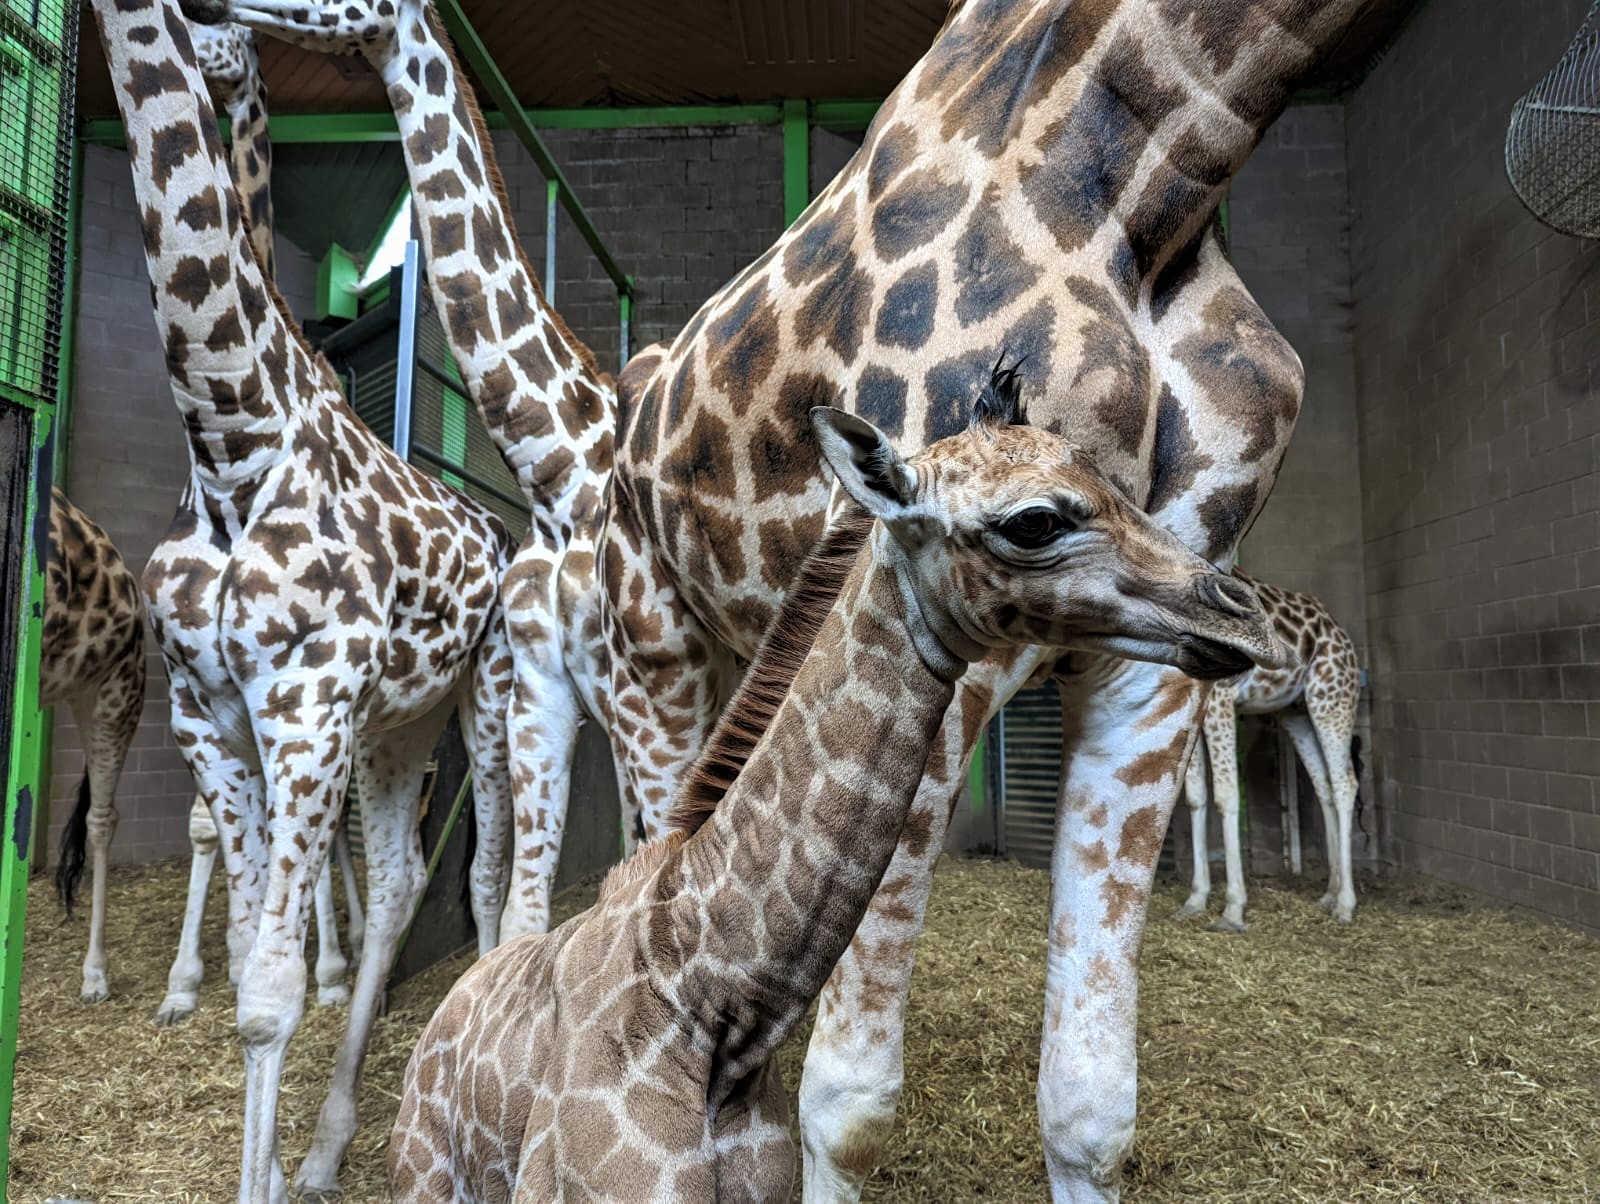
[[11, 856, 1600, 1202]]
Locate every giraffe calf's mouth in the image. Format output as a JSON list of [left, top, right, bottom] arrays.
[[1176, 635, 1258, 681]]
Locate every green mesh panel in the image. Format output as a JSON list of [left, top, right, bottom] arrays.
[[0, 0, 75, 408]]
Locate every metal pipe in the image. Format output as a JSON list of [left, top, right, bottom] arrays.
[[545, 178, 559, 305], [782, 98, 810, 226], [618, 288, 632, 368], [392, 239, 421, 462]]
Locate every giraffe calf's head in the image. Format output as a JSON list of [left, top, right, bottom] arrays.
[[812, 370, 1287, 681]]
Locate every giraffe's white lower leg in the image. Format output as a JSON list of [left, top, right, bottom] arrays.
[[237, 945, 303, 1204], [1212, 787, 1248, 933], [1329, 752, 1359, 924], [313, 859, 350, 1007], [1039, 661, 1201, 1203], [296, 717, 441, 1197], [158, 795, 219, 1026], [333, 825, 364, 966], [1175, 743, 1210, 919], [78, 772, 118, 1004], [498, 666, 581, 942]]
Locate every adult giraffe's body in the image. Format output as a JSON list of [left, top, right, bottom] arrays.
[[222, 0, 624, 941], [87, 0, 516, 1197], [597, 2, 1368, 1198]]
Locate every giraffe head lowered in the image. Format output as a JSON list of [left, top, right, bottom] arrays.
[[809, 365, 1286, 685], [388, 372, 1282, 1202]]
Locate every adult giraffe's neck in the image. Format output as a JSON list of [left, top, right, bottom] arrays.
[[373, 9, 613, 528], [669, 527, 960, 1106], [888, 0, 1367, 289], [210, 34, 276, 278], [93, 0, 313, 496]]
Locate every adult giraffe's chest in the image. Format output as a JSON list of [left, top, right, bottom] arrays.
[[617, 234, 1300, 657]]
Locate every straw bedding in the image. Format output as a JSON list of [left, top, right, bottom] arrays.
[[10, 856, 1598, 1201]]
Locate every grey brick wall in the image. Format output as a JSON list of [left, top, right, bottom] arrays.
[[489, 125, 786, 372], [1346, 0, 1600, 928], [47, 145, 318, 865]]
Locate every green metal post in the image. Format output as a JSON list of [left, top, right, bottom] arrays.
[[782, 99, 810, 227], [618, 284, 633, 369]]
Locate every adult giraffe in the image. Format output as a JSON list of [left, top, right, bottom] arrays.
[[216, 0, 621, 942], [86, 0, 515, 1197], [597, 2, 1370, 1199], [158, 16, 369, 1026]]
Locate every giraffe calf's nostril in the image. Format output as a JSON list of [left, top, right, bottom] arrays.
[[1195, 573, 1257, 619]]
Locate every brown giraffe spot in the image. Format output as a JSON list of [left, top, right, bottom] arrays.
[[869, 168, 970, 263], [854, 365, 909, 438], [1077, 840, 1110, 873], [708, 279, 780, 403], [875, 260, 939, 352], [1116, 805, 1163, 866], [406, 112, 450, 164], [1099, 877, 1142, 929], [951, 194, 1044, 324], [1068, 278, 1150, 457], [794, 252, 874, 366], [429, 212, 465, 257], [1113, 727, 1189, 788], [1174, 286, 1302, 464], [866, 120, 916, 200], [662, 411, 736, 500], [783, 202, 856, 285], [1197, 480, 1261, 561], [174, 184, 222, 232], [1145, 384, 1215, 516], [1137, 671, 1195, 730]]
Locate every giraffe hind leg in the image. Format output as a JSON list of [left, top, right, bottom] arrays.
[[157, 794, 219, 1026], [1175, 734, 1211, 920]]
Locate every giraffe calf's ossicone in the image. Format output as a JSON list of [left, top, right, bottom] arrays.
[[388, 379, 1284, 1202]]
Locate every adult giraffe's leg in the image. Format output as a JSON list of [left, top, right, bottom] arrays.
[[164, 677, 269, 999], [598, 493, 735, 843], [499, 537, 583, 941], [1279, 712, 1338, 907], [69, 641, 144, 1004], [1174, 735, 1212, 919], [1040, 658, 1202, 1204], [333, 821, 364, 964], [311, 858, 349, 1006], [1204, 702, 1248, 933], [157, 794, 219, 1025], [1309, 706, 1359, 924], [800, 652, 1041, 1203], [459, 613, 515, 954], [234, 700, 356, 1204], [294, 708, 446, 1197]]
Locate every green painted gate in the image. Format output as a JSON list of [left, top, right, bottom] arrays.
[[0, 0, 78, 1188]]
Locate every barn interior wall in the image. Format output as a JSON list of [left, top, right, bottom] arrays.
[[46, 144, 319, 866], [488, 125, 786, 373], [1345, 0, 1600, 928]]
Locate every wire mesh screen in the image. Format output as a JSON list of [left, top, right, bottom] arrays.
[[0, 0, 77, 406], [1506, 1, 1600, 237]]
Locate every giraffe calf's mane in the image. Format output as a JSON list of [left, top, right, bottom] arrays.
[[597, 829, 687, 902], [669, 506, 874, 834], [424, 6, 608, 387]]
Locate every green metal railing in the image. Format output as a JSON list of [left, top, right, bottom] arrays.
[[0, 0, 77, 1185]]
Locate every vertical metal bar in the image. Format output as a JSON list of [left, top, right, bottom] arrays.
[[782, 98, 809, 226], [992, 711, 1008, 857], [618, 287, 632, 369], [545, 178, 558, 306], [392, 239, 421, 462]]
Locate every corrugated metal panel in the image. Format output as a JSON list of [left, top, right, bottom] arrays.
[[1000, 683, 1060, 869]]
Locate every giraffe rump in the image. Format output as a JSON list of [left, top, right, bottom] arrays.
[[55, 773, 92, 916], [668, 507, 874, 835]]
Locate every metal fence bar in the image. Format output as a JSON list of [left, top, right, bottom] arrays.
[[392, 239, 421, 461], [410, 445, 528, 514], [545, 178, 558, 307]]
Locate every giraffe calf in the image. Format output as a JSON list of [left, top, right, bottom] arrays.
[[390, 370, 1286, 1201]]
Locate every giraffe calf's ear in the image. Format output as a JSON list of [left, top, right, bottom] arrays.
[[811, 408, 937, 547]]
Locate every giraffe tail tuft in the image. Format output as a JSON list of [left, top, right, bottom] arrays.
[[55, 773, 91, 916], [1350, 734, 1368, 842]]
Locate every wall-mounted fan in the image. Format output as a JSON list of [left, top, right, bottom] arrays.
[[1507, 2, 1600, 236]]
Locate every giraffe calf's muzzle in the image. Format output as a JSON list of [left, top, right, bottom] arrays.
[[1178, 572, 1287, 680]]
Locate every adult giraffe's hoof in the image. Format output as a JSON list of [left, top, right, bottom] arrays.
[[1317, 892, 1337, 911], [316, 983, 351, 1008], [80, 983, 110, 1006], [1334, 906, 1356, 925], [1174, 898, 1208, 921], [1207, 916, 1248, 934], [153, 990, 199, 1026], [294, 1188, 343, 1204]]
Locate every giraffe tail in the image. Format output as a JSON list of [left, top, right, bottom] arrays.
[[1350, 734, 1368, 843], [55, 773, 91, 916], [458, 799, 477, 912]]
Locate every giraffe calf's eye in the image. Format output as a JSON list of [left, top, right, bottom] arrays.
[[998, 508, 1069, 549]]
